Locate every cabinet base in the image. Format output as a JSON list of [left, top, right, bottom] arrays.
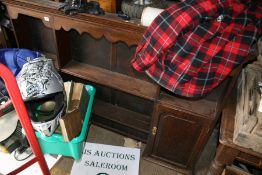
[[143, 156, 194, 175]]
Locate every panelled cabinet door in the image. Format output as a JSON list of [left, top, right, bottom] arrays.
[[145, 103, 203, 169]]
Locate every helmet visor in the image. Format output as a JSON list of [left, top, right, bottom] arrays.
[[25, 92, 64, 123]]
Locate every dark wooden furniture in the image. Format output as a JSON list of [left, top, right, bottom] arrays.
[[0, 26, 17, 48], [0, 27, 8, 48], [2, 0, 239, 174], [4, 0, 152, 142], [143, 78, 233, 174], [207, 86, 262, 175], [224, 166, 252, 175]]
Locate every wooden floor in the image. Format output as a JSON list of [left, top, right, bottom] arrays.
[[50, 124, 218, 175]]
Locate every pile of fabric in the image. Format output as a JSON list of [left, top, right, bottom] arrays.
[[132, 0, 262, 97]]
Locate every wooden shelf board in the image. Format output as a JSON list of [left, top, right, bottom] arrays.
[[61, 60, 158, 101]]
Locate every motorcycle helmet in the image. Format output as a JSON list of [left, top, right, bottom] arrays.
[[16, 57, 66, 136]]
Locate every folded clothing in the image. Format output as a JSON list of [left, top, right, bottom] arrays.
[[132, 0, 262, 97]]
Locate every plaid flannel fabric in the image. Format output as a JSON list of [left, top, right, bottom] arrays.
[[132, 0, 262, 97]]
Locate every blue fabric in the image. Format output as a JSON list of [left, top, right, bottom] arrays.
[[0, 48, 42, 76]]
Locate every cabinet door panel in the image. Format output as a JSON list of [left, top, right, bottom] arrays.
[[152, 113, 202, 166]]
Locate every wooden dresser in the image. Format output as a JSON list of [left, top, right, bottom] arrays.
[[2, 0, 241, 173]]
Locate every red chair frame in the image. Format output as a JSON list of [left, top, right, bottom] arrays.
[[0, 64, 50, 175]]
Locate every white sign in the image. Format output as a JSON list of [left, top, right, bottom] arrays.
[[71, 142, 140, 175]]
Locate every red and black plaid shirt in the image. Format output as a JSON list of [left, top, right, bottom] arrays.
[[132, 0, 262, 97]]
